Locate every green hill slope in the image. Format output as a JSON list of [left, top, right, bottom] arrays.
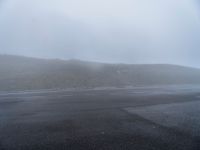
[[0, 55, 200, 91]]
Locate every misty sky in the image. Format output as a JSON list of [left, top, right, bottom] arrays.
[[0, 0, 200, 67]]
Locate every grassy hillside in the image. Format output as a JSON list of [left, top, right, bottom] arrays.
[[0, 55, 200, 91]]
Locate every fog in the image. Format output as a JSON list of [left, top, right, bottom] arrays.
[[0, 0, 200, 67]]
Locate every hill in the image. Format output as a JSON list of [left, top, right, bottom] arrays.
[[0, 55, 200, 91]]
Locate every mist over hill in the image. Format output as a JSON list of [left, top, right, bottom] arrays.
[[0, 55, 200, 91]]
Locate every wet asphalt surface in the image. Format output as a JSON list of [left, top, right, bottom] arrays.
[[0, 86, 200, 150]]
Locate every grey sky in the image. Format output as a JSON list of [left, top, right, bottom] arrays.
[[0, 0, 200, 67]]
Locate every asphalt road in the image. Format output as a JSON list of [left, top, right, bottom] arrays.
[[0, 86, 200, 150]]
